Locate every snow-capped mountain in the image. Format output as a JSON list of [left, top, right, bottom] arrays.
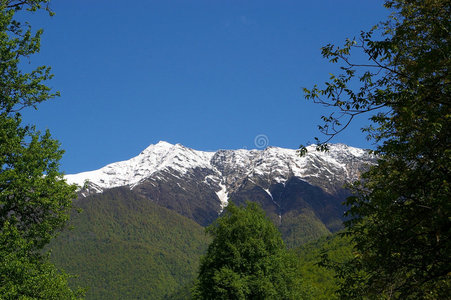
[[66, 141, 371, 197], [66, 141, 374, 243], [66, 141, 214, 193]]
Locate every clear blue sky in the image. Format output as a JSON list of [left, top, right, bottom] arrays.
[[21, 0, 390, 174]]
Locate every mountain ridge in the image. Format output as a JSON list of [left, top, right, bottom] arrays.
[[66, 141, 373, 201]]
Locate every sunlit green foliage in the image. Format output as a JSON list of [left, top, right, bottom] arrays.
[[0, 0, 81, 298], [0, 221, 81, 298], [193, 202, 308, 299]]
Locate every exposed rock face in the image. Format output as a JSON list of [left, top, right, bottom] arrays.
[[66, 141, 376, 245]]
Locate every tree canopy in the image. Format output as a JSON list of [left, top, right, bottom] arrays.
[[0, 0, 82, 297], [193, 202, 307, 299], [303, 0, 450, 298]]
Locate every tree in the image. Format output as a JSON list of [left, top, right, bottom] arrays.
[[192, 202, 308, 299], [302, 0, 450, 298], [0, 1, 82, 297]]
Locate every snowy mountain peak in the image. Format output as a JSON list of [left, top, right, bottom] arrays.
[[141, 141, 175, 154], [65, 141, 214, 190], [65, 142, 375, 196]]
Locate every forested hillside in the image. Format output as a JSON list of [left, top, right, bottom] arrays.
[[49, 186, 355, 299], [49, 187, 210, 299]]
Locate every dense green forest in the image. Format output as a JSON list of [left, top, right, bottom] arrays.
[[49, 188, 210, 299], [164, 223, 354, 300], [292, 234, 353, 300], [49, 192, 351, 299]]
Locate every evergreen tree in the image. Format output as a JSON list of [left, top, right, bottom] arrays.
[[0, 1, 82, 297], [303, 0, 450, 298], [193, 202, 307, 299]]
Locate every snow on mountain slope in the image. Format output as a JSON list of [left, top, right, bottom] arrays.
[[65, 141, 373, 195], [65, 141, 214, 190]]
